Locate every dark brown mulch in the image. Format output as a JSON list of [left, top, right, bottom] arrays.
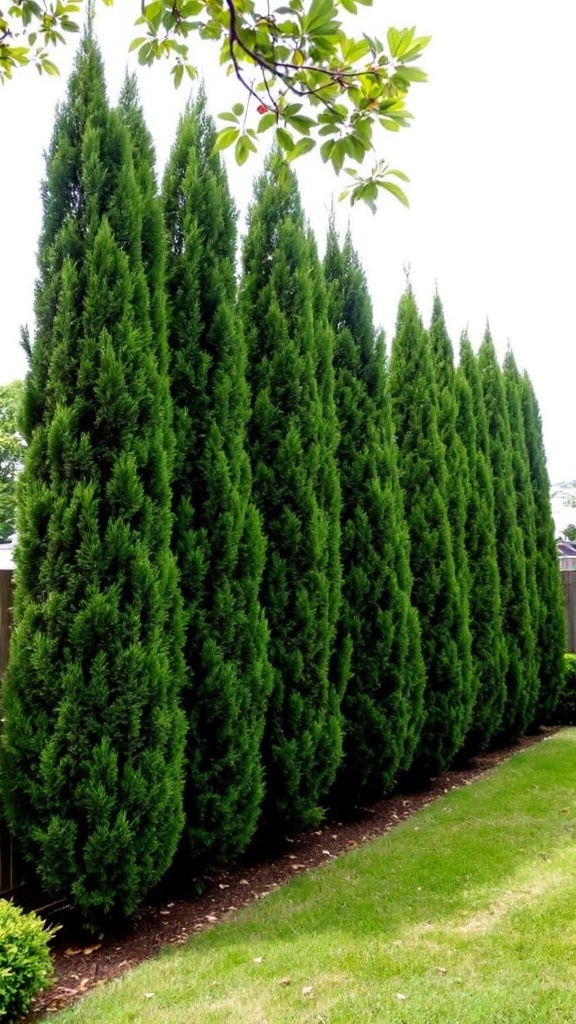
[[25, 729, 557, 1020]]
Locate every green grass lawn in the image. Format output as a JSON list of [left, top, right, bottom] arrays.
[[45, 730, 576, 1023]]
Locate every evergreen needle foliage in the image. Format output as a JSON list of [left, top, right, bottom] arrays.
[[456, 336, 506, 751], [389, 289, 471, 779], [324, 225, 424, 807], [428, 295, 475, 745], [477, 331, 536, 740], [503, 350, 540, 728], [162, 92, 271, 872], [519, 372, 565, 722], [118, 73, 170, 378], [241, 154, 342, 836], [0, 32, 185, 928]]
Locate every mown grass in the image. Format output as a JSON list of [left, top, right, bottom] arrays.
[[45, 730, 576, 1023]]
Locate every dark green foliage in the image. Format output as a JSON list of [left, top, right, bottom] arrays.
[[502, 350, 540, 727], [519, 371, 565, 722], [118, 73, 169, 373], [241, 155, 342, 835], [554, 654, 576, 725], [428, 296, 475, 740], [477, 331, 536, 740], [389, 289, 472, 779], [323, 226, 424, 807], [457, 336, 506, 751], [0, 901, 54, 1021], [162, 94, 271, 870], [0, 34, 185, 927]]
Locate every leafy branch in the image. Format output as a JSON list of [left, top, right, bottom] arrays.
[[0, 0, 430, 208]]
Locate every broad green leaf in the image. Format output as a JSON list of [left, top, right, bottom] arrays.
[[282, 102, 304, 116], [257, 111, 277, 132], [128, 36, 147, 52], [142, 0, 164, 19], [286, 136, 316, 161], [303, 0, 338, 34], [320, 138, 335, 162], [284, 113, 315, 134], [380, 179, 409, 206], [276, 126, 295, 151], [330, 137, 346, 174], [340, 35, 370, 63], [387, 167, 410, 183], [395, 65, 428, 84], [211, 126, 240, 154], [39, 57, 59, 75], [235, 133, 253, 165]]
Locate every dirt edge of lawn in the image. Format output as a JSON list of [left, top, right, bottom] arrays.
[[25, 728, 559, 1021]]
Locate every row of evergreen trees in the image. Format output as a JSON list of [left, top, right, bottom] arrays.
[[0, 30, 565, 929]]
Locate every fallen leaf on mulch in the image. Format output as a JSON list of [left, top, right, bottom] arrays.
[[64, 945, 101, 957]]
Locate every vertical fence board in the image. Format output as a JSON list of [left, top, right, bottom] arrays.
[[562, 568, 576, 654], [0, 569, 12, 681]]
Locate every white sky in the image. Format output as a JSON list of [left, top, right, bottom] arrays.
[[1, 1, 574, 486]]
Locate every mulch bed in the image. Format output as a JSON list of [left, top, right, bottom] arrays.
[[25, 729, 556, 1020]]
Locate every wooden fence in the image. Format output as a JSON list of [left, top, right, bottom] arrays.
[[0, 820, 22, 897], [561, 558, 576, 655]]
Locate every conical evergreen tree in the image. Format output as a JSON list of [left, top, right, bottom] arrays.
[[0, 33, 185, 927], [241, 154, 342, 836], [503, 349, 540, 728], [323, 225, 424, 807], [457, 335, 506, 750], [519, 371, 565, 722], [389, 288, 471, 779], [477, 330, 536, 739], [428, 295, 475, 735], [118, 73, 168, 359], [161, 93, 271, 871]]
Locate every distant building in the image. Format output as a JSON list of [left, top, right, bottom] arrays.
[[0, 534, 16, 572]]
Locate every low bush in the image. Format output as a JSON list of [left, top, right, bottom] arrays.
[[553, 653, 576, 725], [0, 899, 54, 1022]]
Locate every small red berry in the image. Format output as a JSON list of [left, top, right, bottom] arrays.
[[257, 103, 269, 115]]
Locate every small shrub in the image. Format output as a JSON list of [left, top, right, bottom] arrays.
[[0, 900, 54, 1022], [553, 653, 576, 725]]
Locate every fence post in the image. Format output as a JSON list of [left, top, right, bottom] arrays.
[[0, 567, 13, 681], [561, 562, 576, 654]]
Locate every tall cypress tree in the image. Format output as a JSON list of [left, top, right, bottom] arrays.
[[323, 226, 424, 807], [0, 32, 185, 927], [118, 73, 168, 359], [428, 295, 475, 737], [477, 330, 536, 740], [457, 335, 506, 751], [241, 154, 342, 836], [502, 349, 540, 728], [161, 94, 271, 871], [519, 371, 565, 722], [389, 288, 471, 779]]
